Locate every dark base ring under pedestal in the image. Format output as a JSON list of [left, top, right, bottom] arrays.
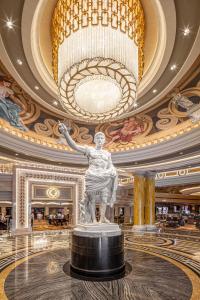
[[70, 264, 125, 281], [70, 231, 124, 281]]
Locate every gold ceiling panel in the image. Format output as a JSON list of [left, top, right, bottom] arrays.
[[52, 0, 145, 83]]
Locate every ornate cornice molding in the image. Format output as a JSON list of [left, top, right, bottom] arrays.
[[0, 119, 200, 170]]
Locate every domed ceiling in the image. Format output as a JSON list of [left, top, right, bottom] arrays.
[[0, 0, 200, 171]]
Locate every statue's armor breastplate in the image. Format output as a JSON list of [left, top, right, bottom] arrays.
[[88, 149, 109, 170]]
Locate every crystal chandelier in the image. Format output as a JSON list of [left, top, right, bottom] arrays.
[[52, 0, 145, 122]]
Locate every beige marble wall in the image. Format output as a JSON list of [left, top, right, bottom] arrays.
[[12, 167, 84, 235]]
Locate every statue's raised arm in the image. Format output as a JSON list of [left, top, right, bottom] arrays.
[[58, 123, 118, 224], [58, 122, 86, 154]]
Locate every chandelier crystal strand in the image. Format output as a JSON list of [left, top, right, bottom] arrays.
[[52, 0, 144, 122], [52, 0, 144, 82], [58, 26, 138, 83]]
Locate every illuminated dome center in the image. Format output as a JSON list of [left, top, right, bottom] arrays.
[[74, 76, 122, 114]]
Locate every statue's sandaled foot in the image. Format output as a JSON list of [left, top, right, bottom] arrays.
[[92, 219, 98, 224], [99, 217, 110, 223]]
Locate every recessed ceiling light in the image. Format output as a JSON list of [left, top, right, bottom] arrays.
[[6, 19, 14, 29], [15, 153, 19, 156], [53, 100, 58, 106], [17, 59, 23, 65], [34, 86, 39, 90], [179, 152, 183, 155], [152, 89, 157, 94], [170, 64, 177, 71], [182, 26, 191, 36]]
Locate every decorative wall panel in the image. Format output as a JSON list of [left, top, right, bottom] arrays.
[[32, 184, 72, 200], [13, 168, 84, 234]]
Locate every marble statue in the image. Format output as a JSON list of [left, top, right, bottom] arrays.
[[59, 122, 118, 224], [0, 80, 27, 131]]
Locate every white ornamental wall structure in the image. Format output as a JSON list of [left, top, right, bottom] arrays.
[[12, 167, 84, 234], [52, 0, 145, 122]]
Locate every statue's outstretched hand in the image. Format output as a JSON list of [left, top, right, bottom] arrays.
[[58, 122, 68, 135], [58, 121, 84, 153]]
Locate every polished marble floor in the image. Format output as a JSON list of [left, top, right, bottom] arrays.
[[0, 230, 199, 300]]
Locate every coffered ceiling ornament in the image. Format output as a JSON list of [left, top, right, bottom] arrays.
[[52, 0, 144, 122], [59, 58, 137, 122]]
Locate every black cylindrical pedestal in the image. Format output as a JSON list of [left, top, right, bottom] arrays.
[[70, 229, 125, 280]]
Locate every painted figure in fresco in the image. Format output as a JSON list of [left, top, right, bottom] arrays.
[[0, 80, 27, 131], [173, 92, 200, 122], [173, 93, 194, 110], [107, 117, 144, 145], [59, 122, 118, 224]]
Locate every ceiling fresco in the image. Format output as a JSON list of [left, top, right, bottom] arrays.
[[0, 0, 199, 171], [1, 1, 200, 117], [0, 60, 199, 153]]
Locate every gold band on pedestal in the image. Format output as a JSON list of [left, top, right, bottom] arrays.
[[51, 0, 145, 83]]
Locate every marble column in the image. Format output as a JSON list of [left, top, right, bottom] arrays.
[[1, 206, 6, 217], [145, 172, 156, 231], [132, 172, 146, 231]]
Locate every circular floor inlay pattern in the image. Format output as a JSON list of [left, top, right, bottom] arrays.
[[5, 248, 192, 300], [125, 235, 174, 247]]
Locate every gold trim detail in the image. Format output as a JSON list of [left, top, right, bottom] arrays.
[[46, 186, 61, 199], [52, 0, 145, 82]]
